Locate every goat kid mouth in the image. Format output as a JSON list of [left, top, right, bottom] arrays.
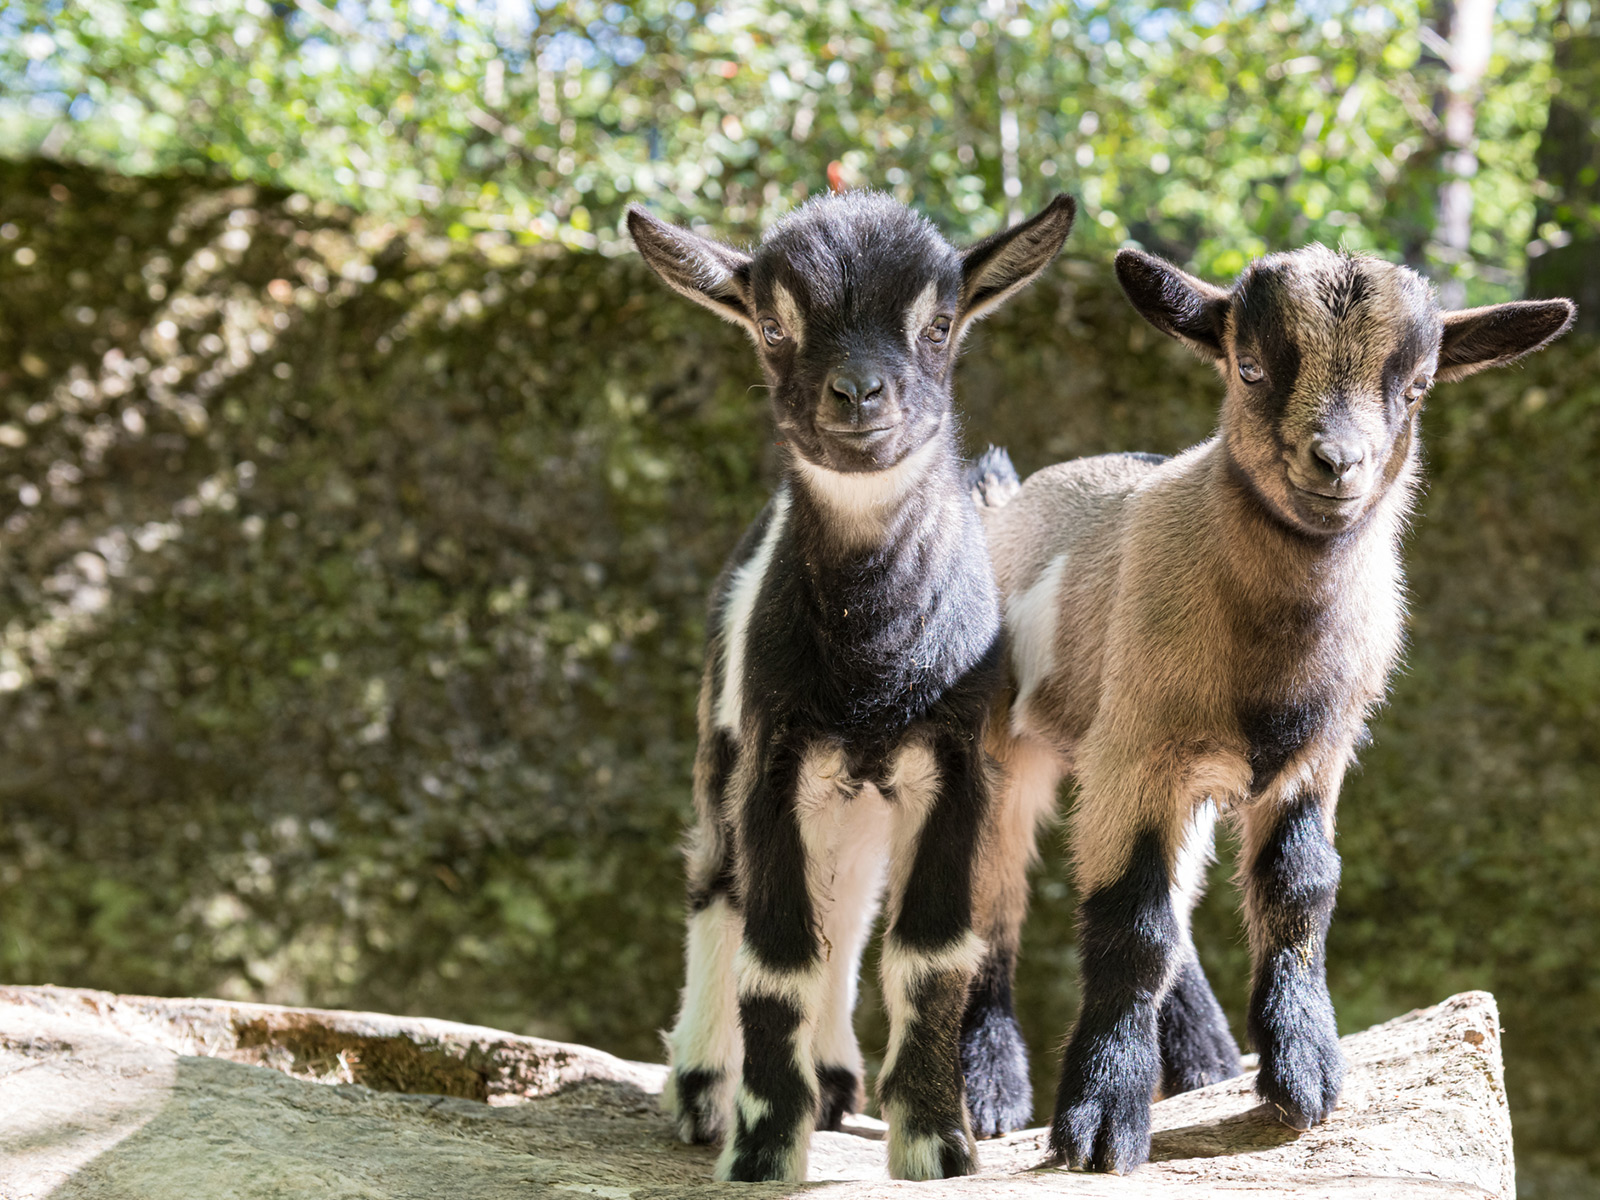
[[1287, 475, 1364, 505], [817, 422, 900, 440]]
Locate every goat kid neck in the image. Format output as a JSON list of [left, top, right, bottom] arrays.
[[784, 429, 969, 569]]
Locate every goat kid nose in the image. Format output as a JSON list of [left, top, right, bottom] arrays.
[[1309, 436, 1365, 480], [829, 372, 885, 415]]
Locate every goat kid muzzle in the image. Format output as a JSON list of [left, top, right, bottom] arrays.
[[815, 369, 905, 452], [1285, 418, 1379, 506]]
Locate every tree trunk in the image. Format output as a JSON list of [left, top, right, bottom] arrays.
[[1528, 4, 1600, 331], [1431, 0, 1494, 309]]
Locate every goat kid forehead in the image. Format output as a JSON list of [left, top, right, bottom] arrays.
[[1229, 250, 1441, 414], [750, 200, 962, 350]]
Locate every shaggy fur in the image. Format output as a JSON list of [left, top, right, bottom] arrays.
[[977, 245, 1573, 1173], [630, 191, 1075, 1182]]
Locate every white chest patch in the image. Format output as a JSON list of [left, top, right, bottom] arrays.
[[714, 489, 791, 733], [791, 433, 943, 546]]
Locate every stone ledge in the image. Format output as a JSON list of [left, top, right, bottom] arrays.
[[0, 986, 1511, 1198]]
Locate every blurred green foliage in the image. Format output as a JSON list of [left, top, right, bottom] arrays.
[[1, 159, 1597, 1195], [0, 0, 1565, 298]]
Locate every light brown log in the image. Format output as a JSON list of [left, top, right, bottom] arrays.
[[0, 985, 1511, 1198]]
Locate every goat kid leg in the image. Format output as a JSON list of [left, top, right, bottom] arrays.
[[962, 733, 1060, 1137], [1050, 812, 1182, 1173], [877, 737, 987, 1180], [1157, 799, 1241, 1097], [716, 740, 826, 1183], [664, 896, 742, 1142], [960, 946, 1031, 1139], [1241, 791, 1344, 1130], [809, 780, 889, 1131], [1158, 951, 1240, 1097], [663, 729, 742, 1143]]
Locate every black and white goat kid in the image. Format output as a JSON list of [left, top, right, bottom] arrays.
[[975, 245, 1574, 1173], [628, 191, 1075, 1182]]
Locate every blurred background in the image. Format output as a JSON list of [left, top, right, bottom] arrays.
[[0, 0, 1596, 1193]]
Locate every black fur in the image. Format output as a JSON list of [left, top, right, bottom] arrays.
[[739, 487, 1005, 750], [1113, 251, 1228, 355], [1246, 794, 1344, 1130], [960, 946, 1034, 1137], [889, 731, 994, 950], [738, 738, 819, 973], [1050, 829, 1178, 1172], [965, 444, 1021, 510], [1380, 313, 1434, 392], [725, 993, 815, 1181], [673, 1067, 727, 1144], [1238, 699, 1328, 797], [877, 966, 977, 1173], [1157, 951, 1242, 1096], [1233, 267, 1305, 417], [635, 192, 1074, 1181], [815, 1064, 860, 1131]]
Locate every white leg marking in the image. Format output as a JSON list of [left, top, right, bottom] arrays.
[[734, 945, 826, 1010], [878, 930, 987, 1081], [882, 1102, 976, 1181], [665, 898, 743, 1111], [882, 741, 942, 928], [714, 489, 791, 733], [713, 1106, 809, 1182], [796, 763, 890, 1078]]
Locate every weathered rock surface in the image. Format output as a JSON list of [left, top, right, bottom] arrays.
[[0, 985, 1510, 1198]]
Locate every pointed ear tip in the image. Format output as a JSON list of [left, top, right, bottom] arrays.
[[624, 206, 663, 241], [1113, 247, 1155, 280]]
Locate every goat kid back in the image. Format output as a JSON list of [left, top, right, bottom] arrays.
[[628, 191, 1076, 1182], [977, 245, 1574, 1174]]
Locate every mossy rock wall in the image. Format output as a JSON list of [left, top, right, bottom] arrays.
[[1, 159, 1596, 1195]]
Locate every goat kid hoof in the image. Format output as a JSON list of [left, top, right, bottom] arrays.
[[1048, 1080, 1152, 1174], [1161, 1024, 1243, 1097], [1256, 1031, 1345, 1131], [713, 1136, 805, 1184], [961, 1009, 1034, 1137], [815, 1065, 862, 1132], [663, 1066, 726, 1145], [888, 1126, 978, 1180]]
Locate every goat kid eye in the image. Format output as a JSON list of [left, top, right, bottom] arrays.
[[1238, 358, 1264, 384], [1406, 374, 1432, 399], [760, 319, 785, 346], [923, 316, 952, 345]]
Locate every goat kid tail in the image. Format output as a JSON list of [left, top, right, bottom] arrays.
[[966, 445, 1021, 511]]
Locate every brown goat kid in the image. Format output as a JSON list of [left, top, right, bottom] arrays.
[[975, 246, 1575, 1173]]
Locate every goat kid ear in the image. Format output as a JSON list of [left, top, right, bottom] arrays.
[[958, 194, 1076, 326], [1434, 299, 1577, 383], [626, 206, 756, 331], [1113, 248, 1230, 362]]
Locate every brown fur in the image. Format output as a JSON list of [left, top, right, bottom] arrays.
[[977, 245, 1574, 1171]]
